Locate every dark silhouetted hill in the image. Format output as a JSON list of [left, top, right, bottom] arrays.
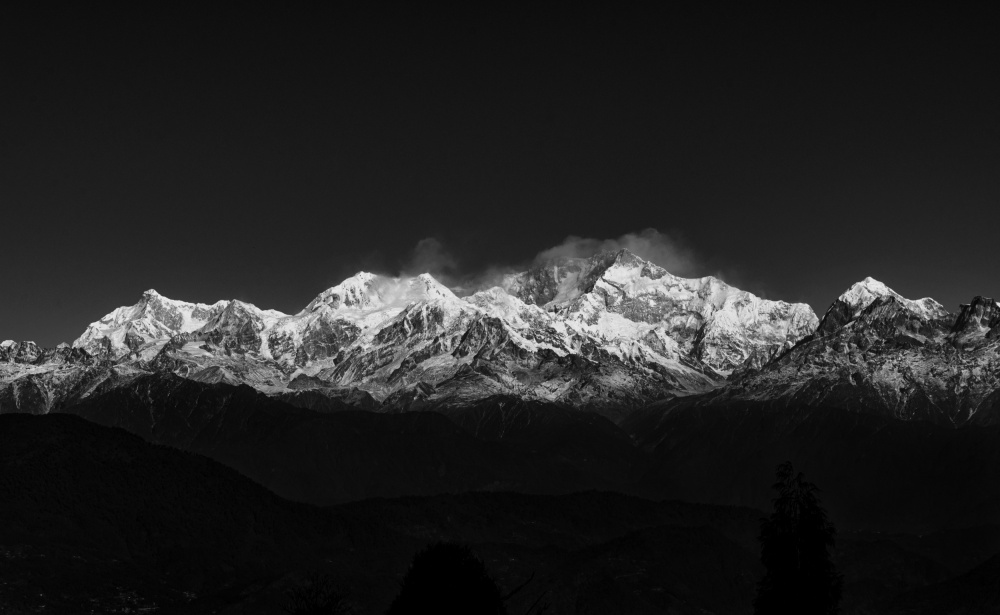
[[0, 413, 345, 613], [60, 374, 645, 505], [623, 399, 1000, 533]]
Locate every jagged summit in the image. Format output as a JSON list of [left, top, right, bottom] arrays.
[[708, 276, 1000, 425], [495, 248, 819, 374], [817, 277, 951, 336], [72, 289, 230, 357], [9, 253, 1000, 423], [18, 249, 818, 413], [953, 296, 1000, 338], [501, 248, 675, 308], [837, 277, 945, 315], [306, 272, 379, 311], [0, 340, 41, 363]]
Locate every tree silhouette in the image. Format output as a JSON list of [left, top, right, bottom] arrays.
[[753, 461, 842, 615], [386, 542, 507, 615]]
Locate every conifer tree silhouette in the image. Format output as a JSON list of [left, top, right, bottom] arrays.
[[387, 542, 507, 615], [753, 461, 842, 615]]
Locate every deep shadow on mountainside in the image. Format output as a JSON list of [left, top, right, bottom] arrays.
[[3, 412, 1000, 615], [0, 413, 762, 614], [54, 373, 649, 505], [623, 397, 1000, 533], [39, 372, 1000, 535]]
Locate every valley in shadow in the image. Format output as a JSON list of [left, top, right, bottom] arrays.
[[2, 381, 1000, 613]]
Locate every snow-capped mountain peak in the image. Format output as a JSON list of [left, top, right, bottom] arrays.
[[305, 272, 458, 314], [10, 248, 1000, 425], [530, 249, 818, 373], [45, 250, 818, 412], [838, 277, 899, 310], [818, 277, 951, 337], [72, 290, 229, 357], [306, 272, 380, 311]]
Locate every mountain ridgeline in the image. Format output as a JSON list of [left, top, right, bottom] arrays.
[[2, 249, 819, 418], [2, 250, 999, 525], [3, 250, 998, 425], [4, 249, 1000, 613]]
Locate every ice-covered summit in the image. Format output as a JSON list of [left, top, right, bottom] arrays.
[[53, 251, 819, 409], [502, 249, 818, 373], [838, 277, 949, 321], [73, 289, 229, 357], [11, 249, 1000, 421], [306, 272, 457, 313], [817, 277, 951, 337]]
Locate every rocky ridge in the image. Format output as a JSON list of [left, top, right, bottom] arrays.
[[681, 277, 1000, 425], [1, 249, 816, 417]]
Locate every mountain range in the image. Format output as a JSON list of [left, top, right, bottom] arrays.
[[4, 247, 1000, 613], [1, 249, 819, 419], [3, 248, 998, 427]]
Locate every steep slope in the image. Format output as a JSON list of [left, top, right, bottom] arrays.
[[707, 278, 1000, 425], [503, 249, 818, 374], [58, 374, 646, 504], [74, 289, 230, 358], [263, 272, 460, 368], [5, 248, 812, 414], [274, 259, 741, 411], [0, 342, 140, 415]]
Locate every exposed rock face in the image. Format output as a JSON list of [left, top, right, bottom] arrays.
[[816, 277, 952, 337], [6, 256, 1000, 426], [689, 279, 1000, 426], [952, 296, 1000, 340], [0, 249, 817, 415], [74, 289, 230, 359], [503, 250, 818, 374], [0, 340, 43, 364]]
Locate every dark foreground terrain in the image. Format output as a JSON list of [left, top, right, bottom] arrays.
[[2, 412, 1000, 614], [45, 374, 1000, 533]]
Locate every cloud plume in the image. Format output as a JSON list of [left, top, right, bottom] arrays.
[[533, 228, 699, 276], [397, 228, 705, 296], [402, 238, 459, 280]]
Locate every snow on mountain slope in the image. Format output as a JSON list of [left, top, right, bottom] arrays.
[[506, 249, 817, 374], [258, 273, 464, 367], [10, 258, 1000, 425], [20, 249, 820, 414], [952, 296, 1000, 342], [311, 296, 485, 396], [306, 272, 456, 312], [73, 290, 228, 358], [199, 299, 288, 355], [816, 277, 951, 336], [705, 278, 1000, 425], [0, 347, 148, 415], [466, 287, 556, 329], [838, 277, 949, 319]]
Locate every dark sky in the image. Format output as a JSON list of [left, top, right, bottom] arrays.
[[2, 5, 998, 346]]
